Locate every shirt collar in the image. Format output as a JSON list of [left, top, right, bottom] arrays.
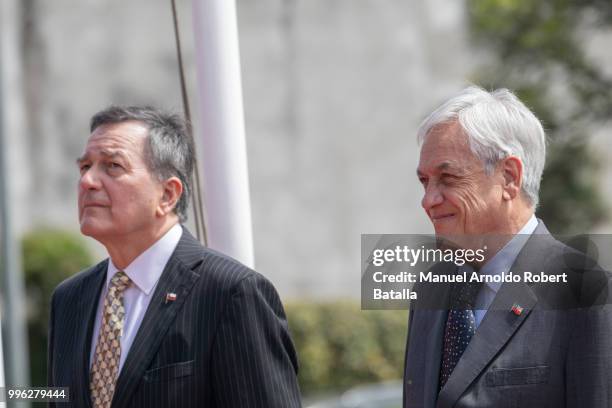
[[479, 214, 538, 293], [106, 223, 183, 295]]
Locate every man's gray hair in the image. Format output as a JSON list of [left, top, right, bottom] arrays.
[[417, 86, 546, 208], [90, 106, 194, 222]]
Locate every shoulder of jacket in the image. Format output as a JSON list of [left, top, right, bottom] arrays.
[[51, 259, 106, 302]]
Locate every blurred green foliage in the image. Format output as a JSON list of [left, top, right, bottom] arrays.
[[22, 229, 93, 387], [285, 301, 407, 396], [468, 0, 612, 233]]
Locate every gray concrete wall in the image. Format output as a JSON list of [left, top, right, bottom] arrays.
[[7, 0, 610, 299], [238, 0, 474, 297]]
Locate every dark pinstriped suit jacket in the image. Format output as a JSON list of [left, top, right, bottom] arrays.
[[48, 227, 302, 407]]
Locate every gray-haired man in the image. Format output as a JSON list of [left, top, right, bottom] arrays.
[[404, 87, 612, 408]]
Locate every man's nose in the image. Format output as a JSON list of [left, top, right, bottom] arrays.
[[421, 183, 443, 211], [79, 167, 102, 190]]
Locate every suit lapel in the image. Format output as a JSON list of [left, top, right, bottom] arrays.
[[73, 260, 107, 408], [437, 222, 553, 408], [422, 310, 448, 408], [111, 229, 202, 408], [406, 262, 454, 408], [437, 281, 537, 408]]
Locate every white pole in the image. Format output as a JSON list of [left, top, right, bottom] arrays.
[[0, 321, 5, 406], [191, 0, 255, 268], [0, 0, 31, 394]]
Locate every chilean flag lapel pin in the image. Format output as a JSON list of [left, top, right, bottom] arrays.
[[165, 292, 177, 304], [511, 303, 523, 316]]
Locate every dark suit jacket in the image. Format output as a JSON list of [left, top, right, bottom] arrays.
[[403, 221, 612, 408], [48, 227, 302, 407]]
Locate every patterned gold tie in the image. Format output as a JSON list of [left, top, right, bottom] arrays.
[[90, 271, 131, 408]]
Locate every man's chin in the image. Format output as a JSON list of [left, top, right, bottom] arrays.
[[433, 224, 460, 237], [79, 221, 109, 241]]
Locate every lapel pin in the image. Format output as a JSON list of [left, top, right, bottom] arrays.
[[165, 292, 177, 304], [511, 303, 523, 316]]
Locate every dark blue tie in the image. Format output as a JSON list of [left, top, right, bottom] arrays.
[[439, 279, 482, 389]]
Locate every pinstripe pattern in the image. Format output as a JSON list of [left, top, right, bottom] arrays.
[[48, 227, 302, 407]]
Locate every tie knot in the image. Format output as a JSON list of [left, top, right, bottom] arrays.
[[450, 280, 483, 310], [449, 265, 482, 309], [110, 271, 131, 292]]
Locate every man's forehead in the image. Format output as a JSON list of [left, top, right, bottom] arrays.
[[422, 122, 469, 149], [76, 147, 129, 165], [78, 148, 126, 160], [89, 120, 148, 140], [78, 122, 148, 162], [417, 160, 466, 175], [417, 123, 476, 172]]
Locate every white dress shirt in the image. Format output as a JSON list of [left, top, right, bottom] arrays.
[[89, 223, 183, 372], [473, 214, 539, 328]]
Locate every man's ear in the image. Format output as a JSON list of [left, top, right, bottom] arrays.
[[157, 177, 183, 217], [501, 156, 523, 201]]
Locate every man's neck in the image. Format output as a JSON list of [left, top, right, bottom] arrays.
[[104, 218, 179, 270], [506, 210, 535, 235], [477, 209, 535, 266]]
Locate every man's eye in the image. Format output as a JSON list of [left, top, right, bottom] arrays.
[[418, 177, 428, 186], [79, 164, 91, 173], [108, 162, 123, 170]]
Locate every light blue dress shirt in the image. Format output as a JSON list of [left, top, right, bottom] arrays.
[[472, 215, 539, 328]]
